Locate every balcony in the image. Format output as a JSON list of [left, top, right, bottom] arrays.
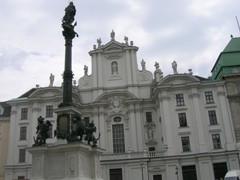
[[100, 151, 164, 161]]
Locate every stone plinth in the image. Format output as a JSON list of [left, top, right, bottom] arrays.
[[54, 106, 81, 139], [27, 143, 104, 180]]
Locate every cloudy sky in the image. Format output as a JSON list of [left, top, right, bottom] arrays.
[[0, 0, 239, 102]]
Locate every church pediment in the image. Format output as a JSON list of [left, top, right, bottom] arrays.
[[158, 74, 200, 86], [102, 41, 125, 53], [95, 91, 137, 103], [29, 87, 62, 98]]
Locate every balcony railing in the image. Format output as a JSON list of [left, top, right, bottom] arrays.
[[100, 151, 164, 161]]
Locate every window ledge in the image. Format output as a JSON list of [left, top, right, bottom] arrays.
[[205, 104, 217, 109], [175, 106, 188, 111]]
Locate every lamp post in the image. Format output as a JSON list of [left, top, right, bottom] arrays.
[[141, 161, 144, 180], [175, 166, 179, 180]]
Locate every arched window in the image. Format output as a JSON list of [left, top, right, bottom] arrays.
[[113, 116, 121, 122], [112, 121, 125, 153], [111, 61, 118, 75]]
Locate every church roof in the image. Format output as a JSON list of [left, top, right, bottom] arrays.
[[211, 37, 240, 80]]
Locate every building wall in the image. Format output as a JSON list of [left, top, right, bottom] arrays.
[[225, 77, 240, 144], [0, 118, 10, 180], [4, 36, 240, 180]]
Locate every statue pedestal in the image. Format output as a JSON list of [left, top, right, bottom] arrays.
[[28, 143, 104, 180], [54, 106, 81, 139]]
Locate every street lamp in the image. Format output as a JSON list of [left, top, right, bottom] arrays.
[[175, 166, 179, 180], [141, 161, 144, 180]]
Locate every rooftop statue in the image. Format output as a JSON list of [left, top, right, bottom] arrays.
[[141, 59, 146, 70], [49, 73, 54, 87], [84, 65, 88, 76], [172, 60, 178, 74], [33, 116, 52, 146], [110, 30, 115, 41]]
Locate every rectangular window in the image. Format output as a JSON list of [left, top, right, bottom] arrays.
[[182, 165, 197, 180], [84, 117, 90, 126], [212, 134, 222, 149], [146, 112, 152, 122], [20, 126, 27, 140], [112, 124, 125, 153], [205, 91, 214, 104], [208, 110, 218, 125], [19, 149, 26, 163], [109, 168, 122, 180], [153, 175, 162, 180], [46, 105, 53, 117], [178, 113, 187, 127], [17, 176, 25, 180], [21, 108, 28, 120], [213, 162, 228, 180], [176, 94, 185, 106], [181, 136, 191, 152]]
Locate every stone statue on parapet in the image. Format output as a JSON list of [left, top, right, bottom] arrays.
[[141, 59, 146, 70], [49, 73, 54, 87], [124, 36, 129, 45], [62, 2, 78, 38], [154, 61, 163, 82], [33, 116, 52, 146], [84, 65, 88, 76], [172, 60, 178, 74], [97, 38, 102, 48], [110, 30, 115, 41]]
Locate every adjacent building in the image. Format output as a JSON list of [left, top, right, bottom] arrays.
[[211, 37, 240, 144], [4, 33, 240, 180], [0, 102, 11, 180]]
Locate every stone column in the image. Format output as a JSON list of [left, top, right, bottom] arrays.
[[191, 88, 207, 152], [129, 104, 138, 151], [125, 50, 132, 84], [6, 105, 17, 165], [217, 86, 236, 150], [159, 91, 174, 155], [99, 107, 106, 149], [130, 49, 137, 83], [92, 53, 98, 87], [135, 104, 143, 151], [97, 53, 103, 87]]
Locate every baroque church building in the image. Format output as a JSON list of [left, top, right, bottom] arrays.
[[4, 33, 240, 180]]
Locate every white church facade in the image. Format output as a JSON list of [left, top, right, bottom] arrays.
[[4, 32, 240, 180]]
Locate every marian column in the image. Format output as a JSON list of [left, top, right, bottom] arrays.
[[59, 1, 77, 107], [54, 2, 80, 140]]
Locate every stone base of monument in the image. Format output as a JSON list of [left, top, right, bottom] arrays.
[[27, 142, 104, 180]]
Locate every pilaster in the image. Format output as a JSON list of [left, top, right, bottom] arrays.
[[190, 88, 207, 152], [159, 91, 174, 155], [125, 50, 132, 84], [217, 86, 236, 150], [129, 104, 138, 151]]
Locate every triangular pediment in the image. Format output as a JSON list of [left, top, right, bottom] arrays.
[[158, 74, 200, 86], [102, 41, 125, 52]]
